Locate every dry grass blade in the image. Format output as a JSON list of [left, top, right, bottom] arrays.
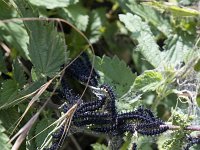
[[0, 87, 39, 110], [0, 41, 11, 56], [10, 79, 53, 137], [10, 79, 54, 150], [38, 103, 78, 149], [10, 111, 40, 150]]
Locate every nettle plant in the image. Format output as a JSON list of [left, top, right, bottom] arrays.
[[0, 0, 200, 150]]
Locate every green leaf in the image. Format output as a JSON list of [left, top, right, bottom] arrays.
[[66, 30, 86, 57], [59, 4, 89, 31], [146, 1, 200, 17], [94, 55, 136, 97], [162, 33, 195, 65], [0, 107, 20, 132], [0, 23, 29, 59], [0, 0, 29, 58], [35, 118, 55, 148], [118, 0, 171, 36], [132, 50, 154, 74], [15, 0, 68, 76], [194, 59, 200, 72], [0, 120, 12, 150], [13, 59, 26, 87], [0, 0, 16, 19], [133, 70, 163, 92], [86, 8, 106, 43], [29, 0, 78, 9], [0, 79, 19, 108], [31, 68, 41, 81], [0, 78, 45, 109], [20, 78, 46, 96], [119, 13, 161, 68], [28, 24, 67, 77], [91, 143, 109, 150], [162, 129, 190, 150]]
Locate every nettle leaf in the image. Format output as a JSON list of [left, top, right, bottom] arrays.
[[86, 8, 106, 43], [0, 80, 19, 108], [13, 60, 26, 87], [0, 78, 45, 109], [119, 13, 161, 68], [29, 0, 78, 9], [0, 1, 29, 58], [0, 22, 29, 59], [15, 0, 68, 77], [0, 23, 29, 59], [94, 55, 136, 97], [0, 0, 16, 19], [35, 118, 55, 148], [29, 24, 67, 77], [162, 33, 195, 65], [0, 120, 12, 150], [133, 70, 163, 92], [118, 0, 171, 36], [132, 50, 154, 74], [20, 79, 46, 96], [0, 107, 20, 132], [59, 4, 89, 31]]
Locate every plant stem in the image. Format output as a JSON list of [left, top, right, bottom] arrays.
[[152, 94, 163, 112], [161, 124, 200, 131]]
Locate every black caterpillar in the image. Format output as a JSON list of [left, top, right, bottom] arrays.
[[184, 136, 200, 150]]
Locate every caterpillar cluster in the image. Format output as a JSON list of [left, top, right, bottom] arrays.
[[66, 52, 99, 87], [61, 81, 81, 105], [184, 136, 200, 150], [45, 52, 169, 150]]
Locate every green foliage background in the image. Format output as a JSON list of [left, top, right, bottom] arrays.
[[0, 0, 200, 149]]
